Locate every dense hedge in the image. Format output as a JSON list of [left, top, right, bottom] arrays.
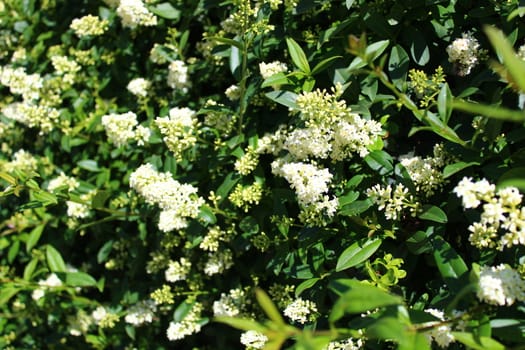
[[2, 0, 525, 349]]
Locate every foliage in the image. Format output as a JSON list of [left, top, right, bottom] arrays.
[[1, 0, 525, 349]]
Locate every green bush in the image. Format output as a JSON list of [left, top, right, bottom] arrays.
[[1, 0, 525, 349]]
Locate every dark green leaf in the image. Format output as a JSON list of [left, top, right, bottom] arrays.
[[60, 271, 98, 287], [364, 150, 394, 175], [26, 224, 45, 252], [295, 278, 320, 297], [311, 56, 342, 75], [388, 45, 409, 90], [261, 72, 289, 88], [265, 90, 299, 109], [339, 199, 373, 216], [97, 240, 114, 264], [431, 236, 468, 290], [409, 30, 430, 66], [0, 287, 19, 305], [286, 37, 310, 74], [91, 190, 111, 209], [198, 205, 217, 225], [498, 167, 525, 191], [329, 280, 403, 321], [46, 244, 67, 272], [418, 205, 448, 223], [336, 238, 382, 272], [437, 83, 453, 123], [443, 161, 480, 179], [365, 40, 390, 62]]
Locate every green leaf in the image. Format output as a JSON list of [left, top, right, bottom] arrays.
[[265, 90, 299, 109], [208, 36, 244, 50], [60, 271, 98, 287], [0, 287, 19, 305], [366, 317, 410, 344], [339, 199, 373, 216], [338, 191, 359, 207], [443, 161, 480, 179], [346, 0, 355, 9], [97, 240, 113, 264], [388, 45, 409, 90], [23, 258, 38, 281], [485, 26, 525, 94], [452, 332, 505, 350], [364, 40, 390, 63], [77, 160, 100, 172], [0, 172, 17, 185], [214, 316, 267, 332], [46, 244, 67, 272], [409, 30, 430, 66], [437, 83, 453, 124], [498, 167, 525, 191], [295, 278, 320, 297], [174, 301, 194, 322], [229, 43, 242, 78], [33, 191, 58, 206], [431, 236, 468, 289], [149, 2, 181, 20], [336, 238, 382, 272], [26, 224, 45, 252], [452, 99, 525, 122], [8, 240, 19, 263], [286, 37, 311, 74], [311, 56, 342, 75], [91, 190, 111, 209], [261, 72, 289, 88], [418, 205, 448, 223], [364, 150, 394, 175], [198, 205, 217, 225], [329, 279, 403, 321], [255, 288, 285, 326]]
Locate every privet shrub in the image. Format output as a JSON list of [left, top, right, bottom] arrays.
[[2, 0, 525, 349]]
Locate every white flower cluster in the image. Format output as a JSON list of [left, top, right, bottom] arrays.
[[51, 55, 81, 85], [70, 15, 109, 37], [283, 298, 318, 324], [155, 107, 198, 161], [399, 144, 448, 197], [166, 303, 203, 340], [454, 177, 525, 249], [129, 163, 204, 232], [423, 309, 455, 348], [2, 102, 60, 134], [199, 225, 229, 252], [446, 31, 482, 76], [47, 172, 79, 192], [283, 87, 383, 161], [101, 111, 151, 147], [165, 257, 191, 282], [271, 160, 338, 225], [225, 84, 241, 101], [68, 310, 93, 336], [367, 183, 420, 221], [0, 65, 43, 101], [167, 60, 191, 92], [259, 61, 288, 79], [240, 330, 268, 349], [477, 264, 525, 306], [204, 249, 234, 276], [212, 288, 249, 317], [127, 77, 151, 98], [32, 273, 63, 300], [3, 149, 38, 174], [116, 0, 157, 29], [124, 300, 157, 326], [324, 338, 364, 350], [66, 190, 96, 219]]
